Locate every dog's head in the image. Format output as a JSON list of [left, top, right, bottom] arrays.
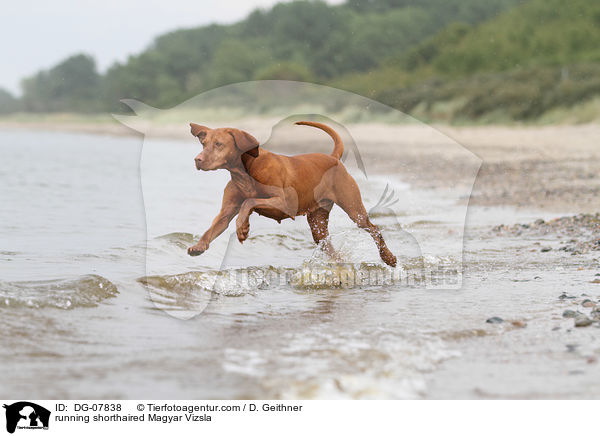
[[190, 123, 259, 171]]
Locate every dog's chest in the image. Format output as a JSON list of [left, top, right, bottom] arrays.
[[231, 174, 259, 197], [232, 172, 280, 198], [254, 207, 290, 222]]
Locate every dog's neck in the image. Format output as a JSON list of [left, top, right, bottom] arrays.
[[228, 160, 257, 196]]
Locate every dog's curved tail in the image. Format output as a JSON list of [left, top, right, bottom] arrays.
[[295, 121, 344, 160]]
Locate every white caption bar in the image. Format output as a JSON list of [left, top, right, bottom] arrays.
[[0, 400, 593, 435]]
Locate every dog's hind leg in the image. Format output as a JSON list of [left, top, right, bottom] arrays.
[[307, 203, 341, 261], [333, 177, 397, 267]]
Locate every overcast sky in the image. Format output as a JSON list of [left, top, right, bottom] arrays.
[[0, 0, 343, 96]]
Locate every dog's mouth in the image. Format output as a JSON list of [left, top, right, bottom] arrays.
[[196, 161, 221, 171]]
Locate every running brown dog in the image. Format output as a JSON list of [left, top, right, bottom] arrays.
[[187, 121, 397, 267]]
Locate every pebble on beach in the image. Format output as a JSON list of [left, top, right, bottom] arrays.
[[574, 315, 593, 327], [582, 299, 596, 308], [563, 310, 579, 318], [559, 293, 576, 300], [494, 214, 600, 256], [486, 317, 504, 324]]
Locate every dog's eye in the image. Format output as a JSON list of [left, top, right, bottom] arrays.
[[215, 142, 224, 148]]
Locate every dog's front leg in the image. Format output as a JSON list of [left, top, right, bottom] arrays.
[[188, 206, 239, 256], [188, 183, 242, 256], [235, 196, 292, 243]]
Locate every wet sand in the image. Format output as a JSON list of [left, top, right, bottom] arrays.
[[349, 123, 600, 212]]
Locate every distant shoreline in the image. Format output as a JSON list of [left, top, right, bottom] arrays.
[[0, 114, 139, 138], [2, 115, 599, 213]]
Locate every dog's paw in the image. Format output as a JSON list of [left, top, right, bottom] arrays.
[[236, 221, 249, 243], [380, 248, 397, 268], [187, 242, 208, 256]]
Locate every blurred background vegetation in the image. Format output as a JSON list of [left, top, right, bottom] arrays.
[[3, 0, 600, 123]]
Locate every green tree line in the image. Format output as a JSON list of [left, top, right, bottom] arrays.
[[4, 0, 600, 122]]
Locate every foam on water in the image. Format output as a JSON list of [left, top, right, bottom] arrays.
[[222, 327, 461, 399], [0, 274, 118, 309], [155, 232, 197, 249], [138, 269, 267, 299]]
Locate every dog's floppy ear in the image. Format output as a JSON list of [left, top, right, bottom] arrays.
[[190, 123, 210, 141], [228, 128, 259, 158]]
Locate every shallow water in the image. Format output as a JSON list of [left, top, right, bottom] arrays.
[[1, 129, 599, 399]]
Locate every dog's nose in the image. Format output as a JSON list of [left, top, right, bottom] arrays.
[[195, 155, 203, 163]]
